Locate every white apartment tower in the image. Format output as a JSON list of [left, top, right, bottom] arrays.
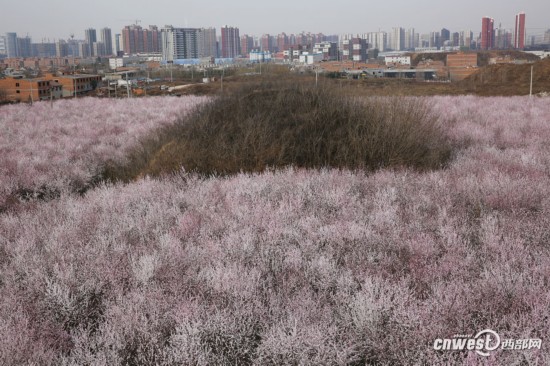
[[391, 27, 405, 51]]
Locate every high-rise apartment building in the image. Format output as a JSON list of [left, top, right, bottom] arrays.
[[460, 30, 474, 49], [240, 35, 254, 56], [364, 32, 387, 51], [55, 40, 69, 57], [161, 26, 199, 61], [6, 32, 18, 57], [391, 27, 405, 51], [122, 25, 160, 55], [33, 42, 56, 58], [441, 28, 451, 46], [144, 25, 161, 54], [114, 34, 122, 55], [199, 27, 217, 58], [429, 31, 441, 48], [17, 36, 32, 57], [277, 33, 289, 52], [260, 34, 273, 52], [405, 28, 416, 50], [100, 27, 113, 56], [84, 28, 97, 56], [0, 36, 6, 55], [481, 17, 494, 50], [514, 12, 526, 49], [452, 32, 460, 47], [221, 26, 240, 58]]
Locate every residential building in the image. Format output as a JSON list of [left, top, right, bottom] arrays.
[[6, 32, 18, 58], [144, 25, 161, 53], [161, 26, 200, 61], [460, 30, 474, 49], [56, 40, 69, 57], [240, 35, 254, 56], [122, 25, 161, 55], [114, 34, 122, 55], [260, 34, 273, 52], [441, 28, 451, 45], [299, 52, 323, 64], [44, 73, 102, 97], [312, 42, 338, 61], [430, 31, 441, 49], [391, 27, 405, 51], [452, 32, 460, 47], [481, 17, 494, 50], [277, 33, 289, 52], [33, 42, 56, 58], [514, 12, 526, 49], [0, 36, 6, 56], [93, 42, 106, 57], [365, 32, 386, 52], [100, 27, 113, 56], [385, 56, 411, 65], [221, 26, 240, 58], [84, 28, 97, 56], [405, 28, 416, 50], [342, 38, 367, 62], [78, 42, 90, 58], [0, 76, 63, 102], [17, 36, 32, 58], [199, 28, 217, 58], [249, 50, 271, 63], [495, 26, 512, 49]]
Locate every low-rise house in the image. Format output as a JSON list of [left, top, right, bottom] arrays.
[[0, 76, 62, 102], [44, 73, 103, 97]]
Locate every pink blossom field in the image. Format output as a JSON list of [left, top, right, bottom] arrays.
[[0, 96, 549, 365], [0, 96, 207, 211]]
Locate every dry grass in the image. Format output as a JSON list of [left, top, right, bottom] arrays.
[[104, 81, 452, 181]]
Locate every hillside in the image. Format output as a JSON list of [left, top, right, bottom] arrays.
[[460, 57, 550, 95]]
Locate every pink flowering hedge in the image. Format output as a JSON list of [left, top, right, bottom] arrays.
[[0, 96, 549, 365], [0, 96, 207, 211]]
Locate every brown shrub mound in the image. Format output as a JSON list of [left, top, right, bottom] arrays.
[[105, 82, 452, 180]]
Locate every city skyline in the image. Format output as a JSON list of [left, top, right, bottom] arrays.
[[1, 0, 549, 41]]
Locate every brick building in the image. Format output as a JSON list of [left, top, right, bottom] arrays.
[[0, 76, 62, 102], [44, 73, 102, 97]]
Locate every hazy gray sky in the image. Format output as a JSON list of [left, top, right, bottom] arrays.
[[1, 0, 549, 40]]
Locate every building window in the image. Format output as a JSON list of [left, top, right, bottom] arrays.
[[16, 90, 20, 94], [15, 83, 20, 87]]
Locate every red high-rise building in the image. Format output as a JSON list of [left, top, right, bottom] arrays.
[[514, 12, 526, 49], [481, 17, 494, 50], [221, 26, 240, 58], [122, 25, 160, 55]]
